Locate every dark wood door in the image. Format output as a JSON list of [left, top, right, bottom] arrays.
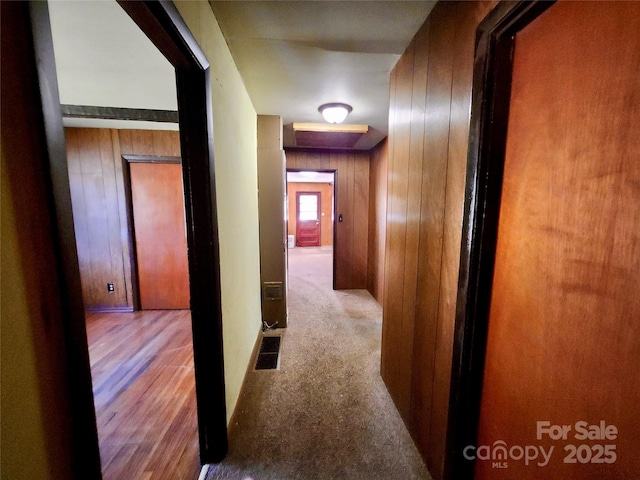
[[296, 191, 321, 247], [475, 3, 640, 479], [130, 162, 190, 309]]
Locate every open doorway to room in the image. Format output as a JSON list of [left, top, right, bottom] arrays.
[[286, 170, 336, 290], [44, 1, 226, 477], [49, 3, 199, 477]]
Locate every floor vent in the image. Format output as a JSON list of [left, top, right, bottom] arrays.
[[255, 335, 281, 370]]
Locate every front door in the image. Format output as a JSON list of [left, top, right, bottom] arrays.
[[130, 161, 190, 309], [296, 191, 321, 247]]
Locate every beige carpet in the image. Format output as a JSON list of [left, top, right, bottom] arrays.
[[206, 246, 432, 480]]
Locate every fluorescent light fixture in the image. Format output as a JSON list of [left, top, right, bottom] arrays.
[[319, 103, 352, 124]]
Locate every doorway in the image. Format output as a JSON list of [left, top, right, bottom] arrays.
[[295, 191, 321, 247], [29, 1, 227, 476], [286, 169, 336, 286]]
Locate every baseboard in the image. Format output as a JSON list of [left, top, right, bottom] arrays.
[[227, 322, 263, 433], [198, 464, 209, 480], [85, 305, 134, 314]]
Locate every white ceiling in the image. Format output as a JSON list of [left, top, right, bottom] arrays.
[[209, 1, 436, 149], [49, 0, 178, 131], [49, 0, 436, 148]]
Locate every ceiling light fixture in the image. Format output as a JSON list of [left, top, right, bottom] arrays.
[[319, 103, 352, 124]]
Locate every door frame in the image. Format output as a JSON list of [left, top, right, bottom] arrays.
[[122, 154, 182, 311], [28, 0, 228, 474], [444, 1, 555, 478], [286, 168, 338, 288], [295, 191, 322, 247]]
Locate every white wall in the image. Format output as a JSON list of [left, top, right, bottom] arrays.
[[175, 1, 263, 423]]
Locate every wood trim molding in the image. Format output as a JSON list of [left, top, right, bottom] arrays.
[[285, 146, 370, 155], [27, 2, 103, 477], [122, 154, 181, 164], [445, 2, 556, 479], [61, 104, 178, 123], [117, 1, 228, 463], [86, 306, 135, 314]]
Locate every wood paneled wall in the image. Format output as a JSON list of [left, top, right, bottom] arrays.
[[66, 128, 181, 311], [287, 182, 333, 247], [380, 2, 496, 478], [286, 149, 369, 289], [367, 139, 388, 304]]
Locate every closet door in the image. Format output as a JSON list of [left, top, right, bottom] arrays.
[[130, 162, 190, 310], [475, 3, 640, 478]]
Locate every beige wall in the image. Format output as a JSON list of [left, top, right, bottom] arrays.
[[257, 115, 287, 327], [175, 1, 262, 424], [1, 131, 72, 480]]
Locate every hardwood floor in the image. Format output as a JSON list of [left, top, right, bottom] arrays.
[[86, 310, 201, 480]]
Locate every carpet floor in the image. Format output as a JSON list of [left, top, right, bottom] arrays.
[[205, 247, 431, 480]]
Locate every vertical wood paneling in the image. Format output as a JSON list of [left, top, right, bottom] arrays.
[[334, 152, 350, 288], [431, 2, 495, 473], [130, 130, 153, 156], [367, 138, 388, 304], [353, 156, 369, 286], [286, 149, 369, 289], [413, 4, 457, 474], [287, 152, 298, 169], [296, 151, 308, 169], [382, 40, 415, 419], [118, 129, 134, 156], [66, 128, 181, 312], [344, 153, 355, 287], [67, 129, 93, 302], [111, 130, 134, 308], [380, 2, 497, 478], [381, 65, 398, 388], [99, 129, 128, 308], [402, 19, 431, 451], [67, 128, 121, 310], [119, 129, 181, 157], [79, 130, 112, 308]]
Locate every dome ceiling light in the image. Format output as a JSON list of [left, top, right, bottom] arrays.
[[318, 103, 352, 124]]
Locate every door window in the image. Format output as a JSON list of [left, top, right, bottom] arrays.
[[298, 194, 318, 221]]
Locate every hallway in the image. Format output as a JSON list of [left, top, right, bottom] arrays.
[[205, 247, 430, 479]]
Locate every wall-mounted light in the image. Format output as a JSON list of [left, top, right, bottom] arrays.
[[318, 103, 352, 124]]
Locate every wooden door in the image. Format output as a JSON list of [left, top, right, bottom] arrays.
[[130, 162, 190, 309], [296, 192, 321, 247], [475, 2, 640, 479]]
